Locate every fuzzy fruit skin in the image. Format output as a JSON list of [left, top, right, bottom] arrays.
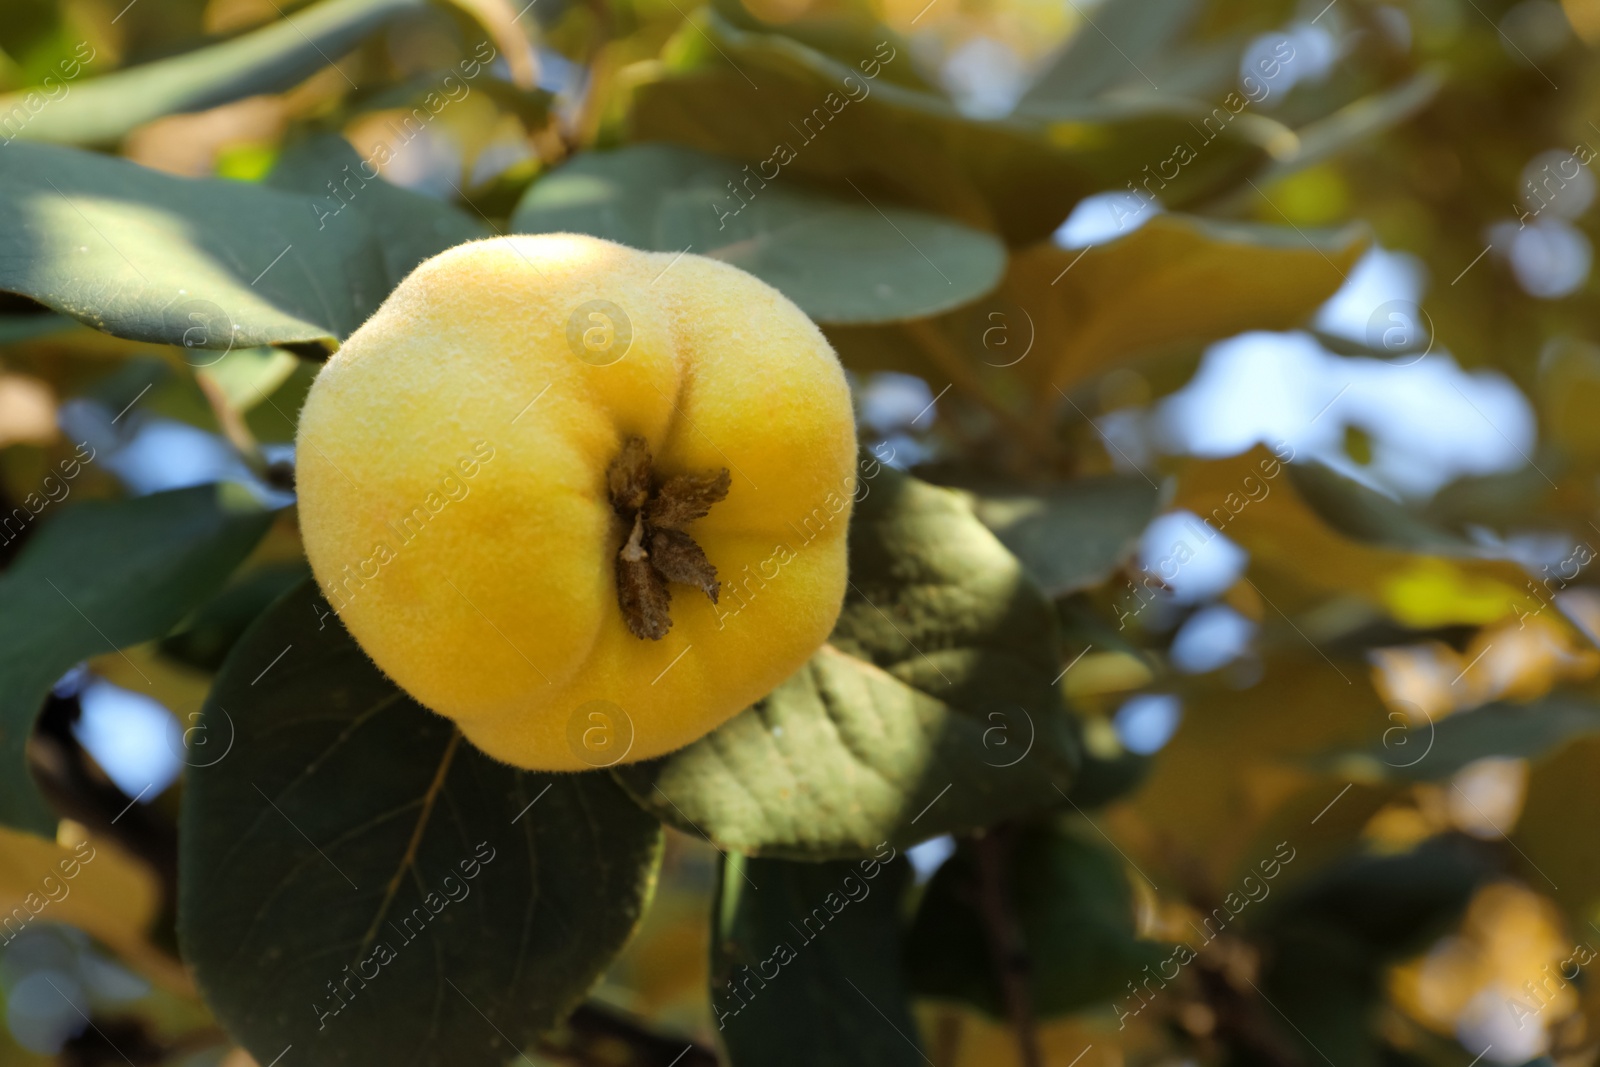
[[295, 234, 858, 771]]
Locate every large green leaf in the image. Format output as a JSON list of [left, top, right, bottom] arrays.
[[511, 143, 1005, 324], [0, 484, 274, 835], [630, 11, 1281, 245], [711, 852, 923, 1067], [963, 476, 1164, 597], [0, 0, 422, 146], [179, 580, 663, 1067], [903, 822, 1168, 1018], [0, 141, 484, 351], [614, 465, 1079, 859]]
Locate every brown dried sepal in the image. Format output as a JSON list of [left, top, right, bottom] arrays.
[[607, 435, 653, 512], [650, 527, 721, 601], [604, 435, 730, 640], [647, 469, 732, 529]]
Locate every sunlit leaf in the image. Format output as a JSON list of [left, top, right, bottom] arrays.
[[0, 826, 182, 990], [615, 465, 1078, 858], [0, 0, 424, 146], [1121, 650, 1390, 888], [1254, 71, 1445, 187], [0, 141, 483, 350], [1017, 216, 1367, 423], [1171, 447, 1539, 627]]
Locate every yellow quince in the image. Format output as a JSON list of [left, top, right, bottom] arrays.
[[295, 234, 858, 770]]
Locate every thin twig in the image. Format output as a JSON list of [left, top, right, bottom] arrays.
[[973, 827, 1042, 1067]]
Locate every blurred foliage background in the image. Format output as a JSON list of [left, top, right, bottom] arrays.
[[6, 0, 1600, 1064]]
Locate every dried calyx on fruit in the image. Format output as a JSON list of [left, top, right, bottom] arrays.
[[606, 434, 731, 640]]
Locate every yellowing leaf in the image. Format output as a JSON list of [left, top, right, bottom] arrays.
[[0, 824, 187, 992], [1381, 558, 1533, 629], [1171, 447, 1540, 627], [1119, 651, 1392, 889], [1016, 215, 1367, 424], [1513, 734, 1600, 920]]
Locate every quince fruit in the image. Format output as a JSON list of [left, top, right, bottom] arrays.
[[295, 234, 858, 771]]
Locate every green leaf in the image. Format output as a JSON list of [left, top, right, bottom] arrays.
[[194, 348, 304, 414], [903, 823, 1168, 1018], [1255, 836, 1490, 1067], [1019, 0, 1202, 106], [614, 465, 1079, 859], [963, 476, 1164, 597], [158, 561, 311, 672], [1515, 736, 1600, 919], [1061, 733, 1152, 810], [511, 143, 1005, 324], [711, 851, 923, 1066], [1321, 692, 1600, 784], [1254, 71, 1445, 188], [1285, 461, 1482, 555], [629, 11, 1280, 245], [0, 140, 485, 350], [178, 580, 664, 1067], [0, 0, 424, 146], [0, 484, 274, 835], [265, 133, 486, 293], [705, 0, 931, 91]]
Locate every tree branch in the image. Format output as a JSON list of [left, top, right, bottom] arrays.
[[539, 1003, 719, 1066], [973, 827, 1042, 1067]]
